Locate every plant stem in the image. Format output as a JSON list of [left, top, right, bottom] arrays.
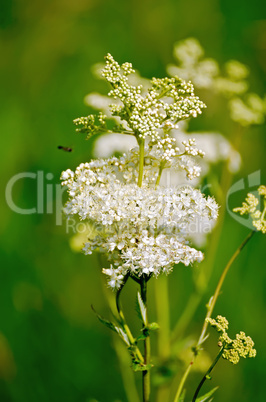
[[173, 362, 193, 402], [138, 138, 145, 187], [137, 136, 150, 402], [98, 260, 141, 402], [155, 162, 164, 189], [155, 276, 170, 359], [116, 284, 144, 364], [154, 276, 171, 402], [192, 347, 224, 402], [170, 171, 231, 344], [171, 184, 229, 399], [171, 124, 244, 344], [112, 337, 141, 402], [197, 230, 255, 347], [173, 230, 255, 400], [141, 278, 151, 402]]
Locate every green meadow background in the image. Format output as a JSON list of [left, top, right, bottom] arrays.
[[1, 0, 266, 401]]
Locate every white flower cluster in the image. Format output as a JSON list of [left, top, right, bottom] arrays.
[[84, 96, 241, 180], [93, 123, 241, 181], [229, 94, 266, 126], [151, 138, 203, 181], [167, 38, 266, 127], [167, 38, 249, 95], [101, 53, 206, 141], [182, 138, 205, 157], [61, 53, 220, 289], [171, 122, 242, 175], [61, 152, 219, 289], [167, 38, 219, 89]]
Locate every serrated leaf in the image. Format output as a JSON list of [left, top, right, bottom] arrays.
[[135, 294, 142, 321], [195, 386, 219, 402], [115, 327, 130, 346], [91, 305, 130, 346], [137, 292, 147, 325], [132, 362, 153, 372], [91, 305, 118, 332], [132, 362, 144, 372]]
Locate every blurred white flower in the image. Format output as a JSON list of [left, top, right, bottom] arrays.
[[167, 38, 219, 89], [94, 121, 241, 177], [229, 94, 265, 126], [93, 133, 137, 158]]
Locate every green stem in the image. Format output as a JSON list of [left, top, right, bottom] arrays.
[[171, 125, 244, 344], [98, 260, 140, 402], [171, 171, 231, 344], [261, 202, 266, 221], [141, 278, 151, 402], [197, 230, 255, 347], [105, 129, 136, 136], [192, 347, 224, 402], [113, 337, 141, 402], [173, 362, 193, 402], [138, 138, 145, 187], [155, 276, 171, 402], [155, 276, 170, 360], [116, 281, 144, 364], [155, 162, 164, 189], [173, 230, 255, 400]]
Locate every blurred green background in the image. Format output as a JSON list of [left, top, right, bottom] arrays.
[[1, 0, 266, 401]]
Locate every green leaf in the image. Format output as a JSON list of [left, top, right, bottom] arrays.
[[135, 294, 142, 321], [91, 305, 130, 346], [91, 305, 117, 332], [115, 327, 130, 346], [137, 292, 147, 325], [132, 362, 153, 372], [195, 386, 219, 402]]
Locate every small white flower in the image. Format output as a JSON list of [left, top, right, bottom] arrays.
[[102, 265, 125, 289]]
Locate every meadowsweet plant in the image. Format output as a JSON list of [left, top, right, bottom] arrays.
[[62, 55, 216, 281], [61, 54, 258, 401]]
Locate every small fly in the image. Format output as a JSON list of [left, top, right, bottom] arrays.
[[58, 146, 73, 152]]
